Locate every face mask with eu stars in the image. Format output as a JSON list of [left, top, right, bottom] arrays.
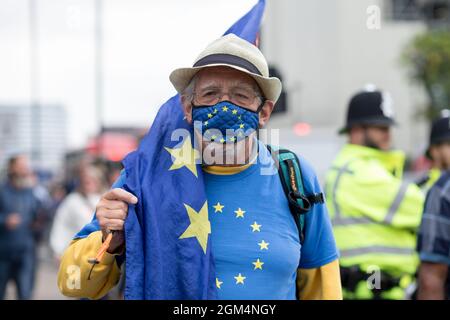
[[192, 101, 263, 143]]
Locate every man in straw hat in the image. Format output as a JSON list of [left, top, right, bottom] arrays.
[[58, 34, 342, 300]]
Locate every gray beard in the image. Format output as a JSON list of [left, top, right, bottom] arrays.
[[10, 176, 33, 189]]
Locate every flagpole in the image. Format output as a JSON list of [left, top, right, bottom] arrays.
[[29, 0, 40, 168], [95, 0, 104, 155], [95, 0, 103, 131]]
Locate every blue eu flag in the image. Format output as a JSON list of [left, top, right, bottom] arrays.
[[76, 0, 266, 300]]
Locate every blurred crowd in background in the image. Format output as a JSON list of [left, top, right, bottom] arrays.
[[0, 149, 132, 299]]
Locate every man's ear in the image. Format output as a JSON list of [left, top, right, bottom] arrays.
[[181, 95, 193, 124], [258, 100, 275, 128], [428, 145, 439, 163], [348, 126, 365, 144]]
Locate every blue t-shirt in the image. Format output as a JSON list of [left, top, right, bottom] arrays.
[[203, 143, 338, 299], [75, 143, 339, 299]]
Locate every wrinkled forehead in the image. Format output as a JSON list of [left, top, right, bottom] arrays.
[[195, 66, 259, 90]]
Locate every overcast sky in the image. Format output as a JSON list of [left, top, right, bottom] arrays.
[[0, 0, 258, 149]]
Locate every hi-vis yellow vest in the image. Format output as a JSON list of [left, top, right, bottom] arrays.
[[420, 168, 441, 195], [325, 144, 425, 277]]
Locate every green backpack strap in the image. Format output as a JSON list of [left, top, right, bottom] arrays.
[[266, 145, 325, 244]]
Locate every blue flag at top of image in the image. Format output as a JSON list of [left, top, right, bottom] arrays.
[[122, 0, 266, 299]]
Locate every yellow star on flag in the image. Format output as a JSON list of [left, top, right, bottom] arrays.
[[258, 240, 269, 250], [164, 135, 200, 177], [222, 106, 229, 112], [234, 273, 246, 285], [232, 109, 238, 115], [207, 113, 213, 118], [239, 123, 245, 129], [204, 121, 208, 126], [213, 202, 224, 213], [250, 222, 261, 232], [234, 208, 245, 218], [253, 259, 264, 270], [179, 201, 211, 254], [216, 278, 223, 289]]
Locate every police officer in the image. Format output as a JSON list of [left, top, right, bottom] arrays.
[[417, 110, 450, 192], [324, 86, 425, 299]]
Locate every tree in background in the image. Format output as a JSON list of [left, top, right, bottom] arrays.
[[402, 30, 450, 120]]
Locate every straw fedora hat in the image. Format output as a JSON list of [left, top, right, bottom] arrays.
[[169, 34, 282, 103]]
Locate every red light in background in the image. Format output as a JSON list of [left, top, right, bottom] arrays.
[[293, 122, 311, 137], [85, 133, 138, 162]]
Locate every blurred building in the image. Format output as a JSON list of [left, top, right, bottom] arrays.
[[84, 127, 146, 162], [262, 0, 447, 162], [0, 104, 66, 174], [62, 126, 145, 190]]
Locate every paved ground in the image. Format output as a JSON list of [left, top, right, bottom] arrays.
[[5, 246, 68, 300]]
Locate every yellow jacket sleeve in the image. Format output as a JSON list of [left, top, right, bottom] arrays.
[[297, 259, 342, 300], [342, 160, 424, 230], [57, 231, 122, 300]]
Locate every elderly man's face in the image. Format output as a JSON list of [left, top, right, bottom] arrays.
[[183, 66, 274, 120], [181, 66, 275, 166]]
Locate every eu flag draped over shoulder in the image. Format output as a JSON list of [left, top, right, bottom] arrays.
[[122, 0, 265, 300]]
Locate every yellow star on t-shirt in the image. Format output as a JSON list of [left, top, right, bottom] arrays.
[[234, 208, 245, 218], [253, 259, 264, 270], [213, 202, 224, 213], [250, 222, 261, 232], [164, 135, 200, 177], [179, 201, 211, 254], [216, 278, 223, 289], [234, 273, 246, 285], [258, 240, 269, 250]]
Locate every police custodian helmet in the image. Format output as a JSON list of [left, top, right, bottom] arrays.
[[426, 110, 450, 159], [339, 85, 397, 134]]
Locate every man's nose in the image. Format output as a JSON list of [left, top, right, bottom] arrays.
[[219, 92, 232, 102]]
